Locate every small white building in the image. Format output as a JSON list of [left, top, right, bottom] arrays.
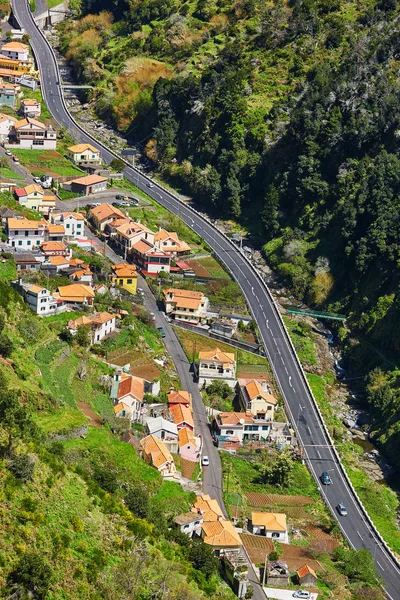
[[163, 288, 209, 325], [12, 280, 66, 316], [0, 113, 16, 140], [174, 513, 204, 537], [249, 512, 289, 544], [145, 416, 178, 441], [198, 348, 236, 389], [7, 217, 48, 250], [212, 411, 272, 445], [20, 98, 41, 118], [1, 42, 29, 62], [67, 143, 101, 166], [67, 312, 116, 344], [51, 211, 85, 240]]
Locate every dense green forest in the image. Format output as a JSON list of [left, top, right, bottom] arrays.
[[59, 0, 400, 467]]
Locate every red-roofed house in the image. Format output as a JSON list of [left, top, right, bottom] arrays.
[[51, 211, 85, 240], [131, 239, 171, 275], [111, 370, 145, 422]]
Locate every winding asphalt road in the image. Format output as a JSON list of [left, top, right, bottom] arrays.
[[12, 1, 400, 596]]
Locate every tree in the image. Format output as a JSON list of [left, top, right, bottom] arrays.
[[125, 486, 150, 519], [75, 325, 91, 347], [261, 184, 280, 239], [22, 33, 31, 44], [258, 450, 294, 488], [7, 552, 52, 599], [245, 584, 254, 599], [187, 538, 218, 578], [333, 547, 381, 586], [0, 332, 13, 357], [206, 380, 232, 399], [9, 453, 35, 482], [93, 464, 118, 493], [110, 158, 125, 172]]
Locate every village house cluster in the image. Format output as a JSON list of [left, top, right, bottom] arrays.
[[89, 203, 191, 276]]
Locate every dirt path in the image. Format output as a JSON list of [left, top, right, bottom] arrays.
[[78, 402, 102, 428]]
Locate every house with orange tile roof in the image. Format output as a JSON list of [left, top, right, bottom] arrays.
[[191, 494, 242, 554], [110, 369, 146, 422], [51, 211, 85, 240], [169, 403, 194, 431], [296, 563, 317, 587], [163, 288, 209, 325], [154, 228, 191, 256], [0, 112, 17, 139], [11, 280, 66, 316], [40, 241, 69, 257], [69, 266, 93, 284], [68, 174, 107, 195], [1, 41, 29, 62], [140, 434, 176, 477], [14, 184, 56, 215], [212, 410, 272, 445], [68, 312, 116, 344], [198, 348, 236, 389], [20, 98, 41, 117], [89, 203, 126, 231], [178, 426, 200, 462], [110, 262, 137, 295], [167, 389, 192, 408], [0, 80, 18, 107], [46, 255, 70, 271], [238, 379, 277, 417], [115, 220, 155, 255], [46, 222, 65, 241], [10, 117, 56, 149], [7, 217, 48, 250], [249, 512, 288, 543], [53, 283, 95, 305], [67, 143, 101, 166], [131, 240, 171, 275]]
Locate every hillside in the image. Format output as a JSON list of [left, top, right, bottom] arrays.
[[0, 245, 237, 599], [57, 0, 400, 469]]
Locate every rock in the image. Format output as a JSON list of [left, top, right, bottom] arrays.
[[344, 418, 356, 429]]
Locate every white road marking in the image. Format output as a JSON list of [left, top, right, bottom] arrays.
[[376, 561, 385, 572], [357, 531, 363, 541], [317, 450, 321, 458]]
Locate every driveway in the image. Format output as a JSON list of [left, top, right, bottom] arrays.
[[0, 147, 34, 184], [264, 589, 317, 600]]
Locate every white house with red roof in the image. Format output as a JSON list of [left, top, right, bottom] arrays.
[[14, 184, 56, 215], [131, 239, 171, 275], [10, 117, 56, 149], [110, 370, 146, 422]]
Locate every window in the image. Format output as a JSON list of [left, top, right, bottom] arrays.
[[226, 430, 234, 435], [262, 425, 269, 430], [36, 240, 40, 245], [14, 230, 18, 235], [18, 240, 22, 246], [25, 231, 28, 236], [122, 410, 126, 417], [66, 223, 70, 228], [77, 223, 82, 228], [27, 240, 31, 245], [32, 140, 44, 145], [189, 309, 194, 313], [272, 532, 280, 538], [34, 230, 38, 235], [127, 279, 132, 284]]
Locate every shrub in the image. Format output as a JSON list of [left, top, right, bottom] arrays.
[[9, 454, 35, 482], [0, 333, 13, 357], [125, 486, 150, 519], [7, 552, 52, 599], [92, 464, 118, 493]]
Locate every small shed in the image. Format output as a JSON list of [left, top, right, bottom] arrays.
[[68, 174, 107, 195], [14, 253, 40, 272], [266, 561, 289, 587], [297, 563, 317, 587]]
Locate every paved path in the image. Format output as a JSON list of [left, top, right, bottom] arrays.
[[264, 589, 317, 600]]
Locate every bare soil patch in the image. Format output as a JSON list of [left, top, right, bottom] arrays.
[[78, 402, 102, 428], [240, 533, 273, 563], [280, 545, 322, 572], [245, 492, 315, 507], [185, 259, 212, 277]]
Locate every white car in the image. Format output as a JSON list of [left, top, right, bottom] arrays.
[[293, 592, 310, 599], [5, 150, 11, 156], [147, 182, 154, 188], [33, 176, 41, 184], [201, 456, 209, 466]]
